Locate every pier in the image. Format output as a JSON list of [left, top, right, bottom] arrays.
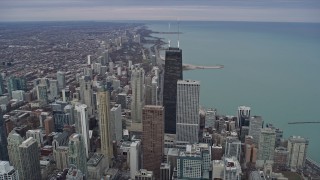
[[288, 121, 320, 124]]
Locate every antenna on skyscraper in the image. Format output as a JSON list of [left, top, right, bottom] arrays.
[[177, 18, 180, 48], [168, 22, 171, 48]]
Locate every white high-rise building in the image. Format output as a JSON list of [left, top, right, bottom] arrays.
[[0, 161, 19, 180], [130, 141, 141, 179], [176, 80, 200, 145], [151, 76, 158, 105], [249, 116, 263, 146], [205, 108, 216, 128], [258, 128, 276, 161], [287, 136, 308, 170], [87, 55, 92, 65], [26, 129, 43, 148], [131, 67, 145, 123], [74, 104, 90, 158], [110, 104, 122, 142], [49, 79, 59, 100], [56, 71, 66, 91], [79, 76, 93, 116]]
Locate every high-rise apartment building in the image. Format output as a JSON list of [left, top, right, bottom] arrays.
[[205, 108, 216, 129], [258, 128, 276, 161], [54, 146, 69, 171], [7, 76, 27, 98], [130, 141, 141, 179], [0, 111, 9, 161], [163, 47, 183, 134], [110, 104, 122, 142], [49, 79, 59, 100], [37, 84, 48, 106], [248, 116, 263, 146], [44, 117, 54, 136], [68, 134, 88, 177], [274, 147, 288, 170], [56, 71, 66, 91], [26, 129, 43, 148], [19, 137, 41, 180], [237, 106, 251, 128], [97, 90, 113, 165], [7, 130, 23, 177], [151, 76, 158, 105], [131, 67, 145, 123], [287, 136, 308, 170], [142, 105, 164, 179], [176, 80, 200, 144], [74, 103, 90, 158], [225, 137, 242, 161], [79, 76, 94, 116], [145, 75, 152, 105]]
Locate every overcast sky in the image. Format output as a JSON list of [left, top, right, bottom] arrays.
[[1, 0, 320, 22]]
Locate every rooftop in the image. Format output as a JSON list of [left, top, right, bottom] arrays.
[[87, 153, 104, 167]]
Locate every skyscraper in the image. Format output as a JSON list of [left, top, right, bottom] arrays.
[[144, 75, 152, 105], [49, 79, 59, 100], [79, 76, 94, 116], [19, 137, 41, 180], [0, 111, 9, 161], [37, 84, 48, 106], [7, 76, 27, 98], [57, 71, 66, 91], [176, 80, 200, 145], [258, 128, 276, 161], [151, 76, 158, 105], [97, 90, 113, 165], [110, 104, 122, 142], [131, 67, 145, 123], [205, 108, 216, 129], [225, 137, 242, 161], [237, 106, 251, 128], [163, 47, 183, 134], [287, 136, 308, 170], [142, 105, 164, 179], [7, 130, 23, 177], [68, 133, 88, 177], [248, 116, 263, 146], [74, 103, 90, 158]]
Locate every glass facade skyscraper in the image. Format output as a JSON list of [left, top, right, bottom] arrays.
[[163, 47, 183, 134]]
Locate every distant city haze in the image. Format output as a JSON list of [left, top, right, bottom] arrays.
[[0, 0, 320, 22]]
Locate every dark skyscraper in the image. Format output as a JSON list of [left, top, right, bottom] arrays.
[[0, 110, 9, 161], [163, 47, 183, 134]]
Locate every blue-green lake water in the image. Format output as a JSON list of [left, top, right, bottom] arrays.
[[147, 21, 320, 163]]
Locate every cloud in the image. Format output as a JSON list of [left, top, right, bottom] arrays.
[[0, 0, 319, 22]]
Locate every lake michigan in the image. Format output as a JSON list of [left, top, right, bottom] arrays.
[[146, 21, 320, 163]]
